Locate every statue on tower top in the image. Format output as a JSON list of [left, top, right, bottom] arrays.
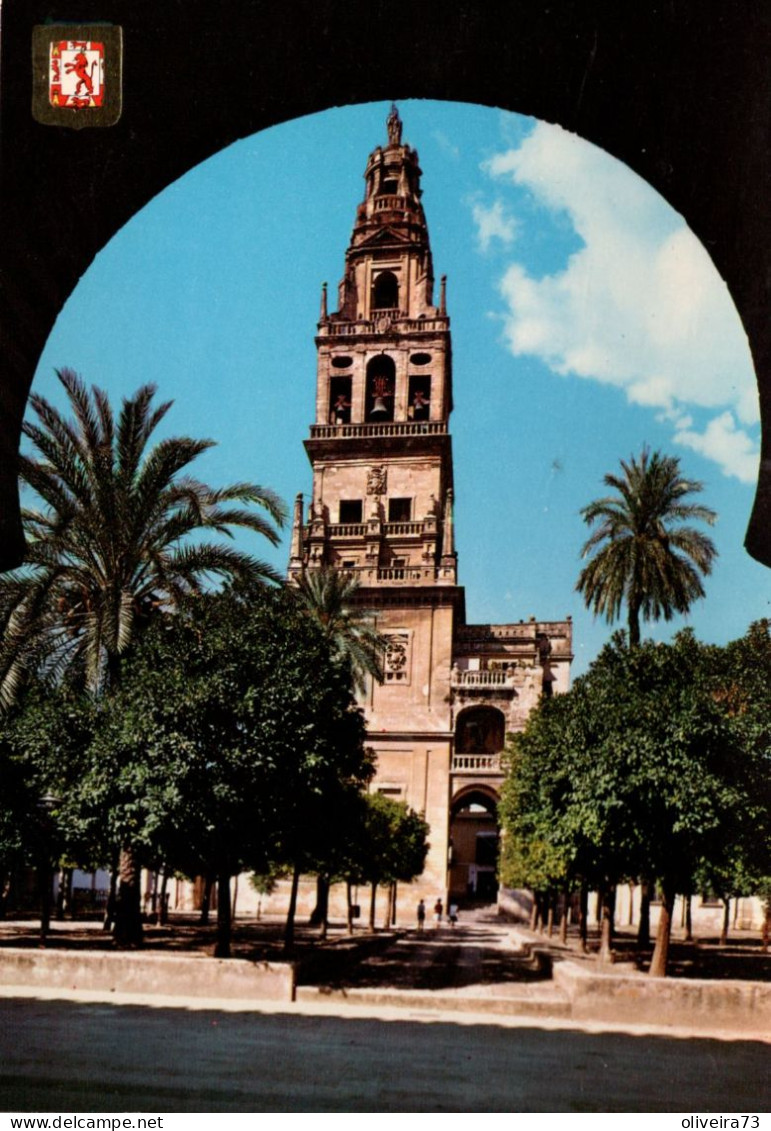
[[386, 103, 402, 145]]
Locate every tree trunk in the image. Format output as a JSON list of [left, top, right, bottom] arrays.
[[546, 892, 555, 938], [309, 876, 329, 927], [39, 860, 53, 944], [598, 885, 614, 964], [283, 862, 301, 953], [382, 883, 391, 931], [113, 844, 144, 947], [214, 873, 231, 958], [529, 896, 538, 931], [369, 882, 377, 931], [391, 881, 397, 926], [720, 898, 730, 946], [200, 874, 213, 925], [649, 880, 676, 977], [55, 867, 72, 920], [0, 872, 10, 920], [578, 882, 588, 953], [762, 897, 770, 954], [684, 894, 693, 942], [637, 879, 651, 948], [628, 882, 635, 925], [158, 869, 170, 925], [559, 886, 568, 944], [346, 880, 354, 935], [103, 857, 118, 932], [628, 603, 641, 647]]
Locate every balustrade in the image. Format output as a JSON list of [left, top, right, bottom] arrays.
[[310, 421, 447, 440], [451, 753, 503, 773], [383, 521, 425, 537], [451, 669, 516, 688], [373, 195, 408, 211], [376, 566, 425, 582], [320, 318, 448, 337], [327, 523, 367, 538]]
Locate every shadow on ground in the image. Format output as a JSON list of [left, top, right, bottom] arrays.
[[2, 996, 769, 1112], [1, 915, 769, 985], [298, 926, 548, 989]]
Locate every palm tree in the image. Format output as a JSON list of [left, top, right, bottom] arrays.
[[576, 447, 717, 648], [0, 368, 287, 942], [292, 566, 385, 693], [291, 565, 386, 929]]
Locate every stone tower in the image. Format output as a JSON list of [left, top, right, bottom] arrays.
[[290, 107, 573, 907]]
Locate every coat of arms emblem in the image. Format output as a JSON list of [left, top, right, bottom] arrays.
[[49, 41, 105, 108]]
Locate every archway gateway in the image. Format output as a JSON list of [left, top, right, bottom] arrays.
[[449, 786, 500, 904]]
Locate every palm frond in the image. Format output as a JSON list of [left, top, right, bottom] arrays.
[[293, 566, 386, 692], [577, 446, 718, 643], [3, 375, 286, 709]]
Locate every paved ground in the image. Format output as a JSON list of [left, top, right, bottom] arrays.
[[2, 911, 770, 1113], [1, 992, 770, 1112]]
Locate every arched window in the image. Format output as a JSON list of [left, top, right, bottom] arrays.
[[372, 271, 399, 311], [455, 706, 505, 754], [328, 376, 352, 424], [365, 354, 396, 421]]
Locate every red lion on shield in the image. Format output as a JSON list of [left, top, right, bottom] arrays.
[[64, 52, 95, 96]]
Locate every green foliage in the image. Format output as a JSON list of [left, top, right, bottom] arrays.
[[700, 620, 771, 899], [0, 681, 99, 876], [0, 368, 286, 706], [357, 792, 429, 885], [501, 631, 757, 902], [577, 447, 717, 646], [292, 566, 386, 693], [87, 584, 373, 881]]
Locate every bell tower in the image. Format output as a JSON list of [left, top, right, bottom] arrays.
[[288, 107, 573, 909], [290, 106, 461, 898], [289, 104, 457, 589]]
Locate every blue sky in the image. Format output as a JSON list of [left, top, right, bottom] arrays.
[[32, 100, 768, 675]]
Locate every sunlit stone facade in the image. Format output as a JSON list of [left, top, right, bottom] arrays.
[[288, 107, 573, 906]]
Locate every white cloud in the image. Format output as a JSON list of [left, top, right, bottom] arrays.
[[471, 199, 517, 252], [432, 130, 460, 161], [485, 122, 760, 482], [675, 412, 759, 485]]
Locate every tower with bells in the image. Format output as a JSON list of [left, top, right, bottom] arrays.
[[289, 107, 573, 908]]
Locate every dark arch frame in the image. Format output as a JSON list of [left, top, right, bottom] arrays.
[[372, 271, 400, 312], [450, 785, 500, 819], [455, 704, 506, 755], [2, 2, 769, 570]]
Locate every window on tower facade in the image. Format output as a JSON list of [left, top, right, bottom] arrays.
[[372, 271, 399, 311], [378, 167, 399, 195], [408, 375, 431, 420], [366, 355, 396, 421], [329, 376, 352, 424], [339, 499, 363, 524], [388, 498, 412, 522]]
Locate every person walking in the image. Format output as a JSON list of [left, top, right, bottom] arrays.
[[449, 903, 458, 928], [416, 899, 426, 932], [434, 898, 443, 928]]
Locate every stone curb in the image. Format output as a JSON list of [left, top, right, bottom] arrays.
[[0, 946, 296, 1002]]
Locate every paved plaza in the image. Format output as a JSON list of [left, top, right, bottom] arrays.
[[1, 913, 769, 1112]]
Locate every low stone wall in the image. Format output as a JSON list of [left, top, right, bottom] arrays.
[[553, 960, 771, 1032], [0, 948, 295, 1003], [497, 887, 533, 923]]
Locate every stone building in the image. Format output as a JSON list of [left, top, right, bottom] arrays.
[[287, 107, 573, 906]]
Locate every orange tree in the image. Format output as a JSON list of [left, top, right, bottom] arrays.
[[87, 583, 372, 957], [501, 631, 756, 976]]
